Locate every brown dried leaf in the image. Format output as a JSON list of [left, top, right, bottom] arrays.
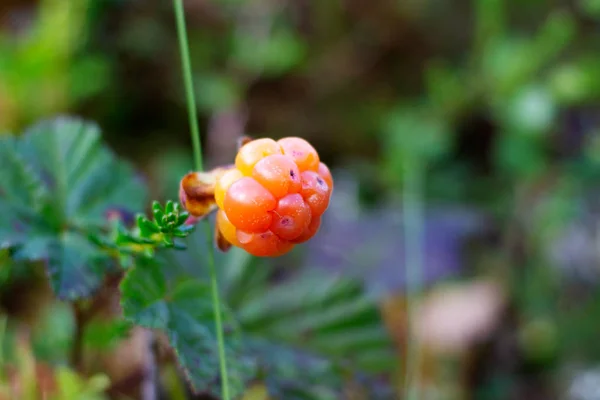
[[214, 221, 233, 253], [237, 135, 253, 150], [179, 165, 234, 218]]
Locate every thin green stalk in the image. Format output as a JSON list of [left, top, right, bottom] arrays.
[[173, 0, 203, 171], [403, 159, 424, 400], [172, 1, 231, 399]]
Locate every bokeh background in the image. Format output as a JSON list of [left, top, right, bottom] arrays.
[[3, 0, 600, 399]]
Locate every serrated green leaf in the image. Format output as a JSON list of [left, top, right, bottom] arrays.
[[0, 137, 50, 247], [120, 257, 255, 397], [0, 116, 148, 299], [47, 232, 108, 300], [163, 228, 396, 397]]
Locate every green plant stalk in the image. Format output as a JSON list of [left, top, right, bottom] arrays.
[[172, 1, 231, 399], [403, 158, 424, 400]]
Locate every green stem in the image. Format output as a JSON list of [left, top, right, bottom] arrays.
[[403, 159, 424, 400], [172, 1, 231, 399], [174, 0, 203, 171]]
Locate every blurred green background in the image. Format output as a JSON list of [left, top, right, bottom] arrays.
[[3, 0, 600, 399]]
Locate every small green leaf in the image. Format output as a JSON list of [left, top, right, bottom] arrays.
[[152, 201, 165, 221], [172, 229, 192, 238], [137, 215, 160, 236], [176, 211, 190, 226], [165, 200, 175, 215]]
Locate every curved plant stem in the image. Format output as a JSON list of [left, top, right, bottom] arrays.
[[403, 159, 424, 400], [172, 1, 231, 399]]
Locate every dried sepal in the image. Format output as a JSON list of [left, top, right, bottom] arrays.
[[237, 135, 253, 150], [214, 222, 233, 253], [179, 165, 234, 218]]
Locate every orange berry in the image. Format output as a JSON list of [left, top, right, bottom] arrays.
[[278, 137, 319, 172], [216, 209, 239, 246], [215, 168, 244, 209], [270, 193, 311, 240], [291, 216, 321, 243], [300, 171, 331, 217], [317, 162, 334, 190], [237, 230, 294, 257], [252, 154, 301, 198], [224, 177, 276, 233], [235, 138, 282, 176]]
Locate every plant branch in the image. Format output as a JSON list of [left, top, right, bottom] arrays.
[[172, 1, 231, 399]]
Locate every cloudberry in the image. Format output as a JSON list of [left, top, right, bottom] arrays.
[[216, 210, 239, 247], [235, 138, 282, 176], [278, 137, 320, 172], [317, 162, 334, 190], [223, 177, 276, 233], [291, 216, 321, 244], [215, 169, 243, 209], [300, 171, 331, 217], [210, 136, 333, 257], [270, 193, 311, 240], [236, 230, 294, 257], [252, 154, 301, 198]]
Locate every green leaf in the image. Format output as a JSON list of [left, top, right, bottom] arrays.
[[164, 230, 396, 397], [47, 233, 108, 300], [120, 257, 255, 397], [0, 116, 147, 299]]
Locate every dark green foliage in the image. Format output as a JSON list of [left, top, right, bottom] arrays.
[[0, 116, 146, 299], [120, 256, 255, 398], [229, 256, 396, 398], [160, 231, 396, 398]]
